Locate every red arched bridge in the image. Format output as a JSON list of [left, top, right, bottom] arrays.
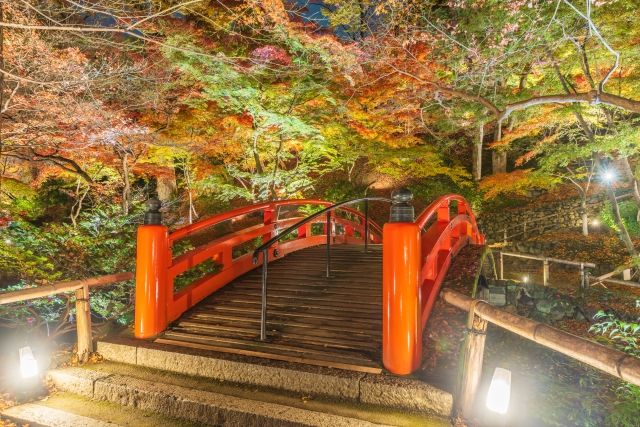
[[134, 189, 484, 375]]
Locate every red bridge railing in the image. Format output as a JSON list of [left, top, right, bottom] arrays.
[[382, 191, 484, 375], [133, 190, 484, 377], [134, 199, 382, 338]]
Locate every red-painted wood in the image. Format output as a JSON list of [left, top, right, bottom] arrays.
[[382, 194, 484, 374], [163, 200, 382, 324]]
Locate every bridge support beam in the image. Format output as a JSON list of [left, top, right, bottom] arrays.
[[383, 189, 421, 375], [135, 199, 170, 339]]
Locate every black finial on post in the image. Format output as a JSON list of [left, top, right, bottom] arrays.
[[390, 188, 414, 222], [144, 198, 162, 225]]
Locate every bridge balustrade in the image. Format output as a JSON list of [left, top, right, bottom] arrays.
[[133, 190, 484, 376], [134, 199, 381, 339]]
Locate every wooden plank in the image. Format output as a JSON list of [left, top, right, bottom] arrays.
[[242, 275, 381, 285], [222, 288, 381, 299], [211, 290, 381, 306], [174, 322, 380, 351], [160, 335, 377, 372], [178, 316, 380, 338], [221, 285, 382, 300], [155, 338, 383, 374], [200, 299, 380, 315], [197, 297, 382, 315], [176, 319, 380, 344], [165, 245, 385, 371], [175, 321, 380, 346], [186, 313, 381, 336], [162, 331, 376, 364], [231, 281, 382, 294], [190, 305, 381, 324]]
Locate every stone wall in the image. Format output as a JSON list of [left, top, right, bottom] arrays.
[[478, 194, 605, 243]]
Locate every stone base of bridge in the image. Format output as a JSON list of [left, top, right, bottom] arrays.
[[35, 337, 452, 426], [101, 337, 450, 412]]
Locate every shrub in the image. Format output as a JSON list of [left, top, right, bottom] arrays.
[[0, 204, 142, 337], [600, 200, 640, 237], [589, 311, 640, 426]]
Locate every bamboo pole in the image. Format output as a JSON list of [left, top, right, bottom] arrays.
[[457, 301, 488, 418], [500, 251, 595, 268], [75, 285, 93, 362], [0, 272, 133, 305], [442, 289, 640, 387], [589, 276, 640, 289]]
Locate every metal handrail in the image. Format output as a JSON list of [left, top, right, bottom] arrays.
[[251, 197, 391, 341], [253, 197, 389, 258]]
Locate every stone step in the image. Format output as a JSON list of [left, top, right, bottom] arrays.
[[1, 392, 201, 427], [3, 403, 117, 427], [48, 362, 449, 427], [96, 338, 452, 417]]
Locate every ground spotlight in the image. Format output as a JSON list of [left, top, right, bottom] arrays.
[[522, 275, 529, 283], [591, 219, 600, 227], [486, 367, 511, 415]]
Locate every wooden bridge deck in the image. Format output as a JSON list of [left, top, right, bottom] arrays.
[[157, 245, 383, 373]]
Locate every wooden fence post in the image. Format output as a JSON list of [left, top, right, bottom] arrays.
[[457, 301, 489, 419], [75, 283, 93, 363], [543, 259, 549, 286]]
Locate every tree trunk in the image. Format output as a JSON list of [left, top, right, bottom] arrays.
[[157, 173, 177, 202], [492, 151, 507, 174], [491, 122, 507, 174], [252, 132, 264, 174], [71, 179, 89, 228], [121, 153, 130, 215], [184, 161, 197, 224], [591, 154, 638, 256], [472, 124, 483, 181], [581, 196, 589, 236], [605, 185, 637, 256], [620, 157, 640, 221]]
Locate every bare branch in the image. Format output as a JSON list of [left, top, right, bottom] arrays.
[[562, 0, 620, 92]]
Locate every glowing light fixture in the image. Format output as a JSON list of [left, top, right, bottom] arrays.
[[591, 219, 600, 227], [19, 346, 39, 379], [602, 169, 616, 184], [486, 367, 511, 414], [522, 275, 529, 283]]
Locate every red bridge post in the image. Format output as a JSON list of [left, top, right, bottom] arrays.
[[134, 199, 170, 339], [383, 188, 422, 375]]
